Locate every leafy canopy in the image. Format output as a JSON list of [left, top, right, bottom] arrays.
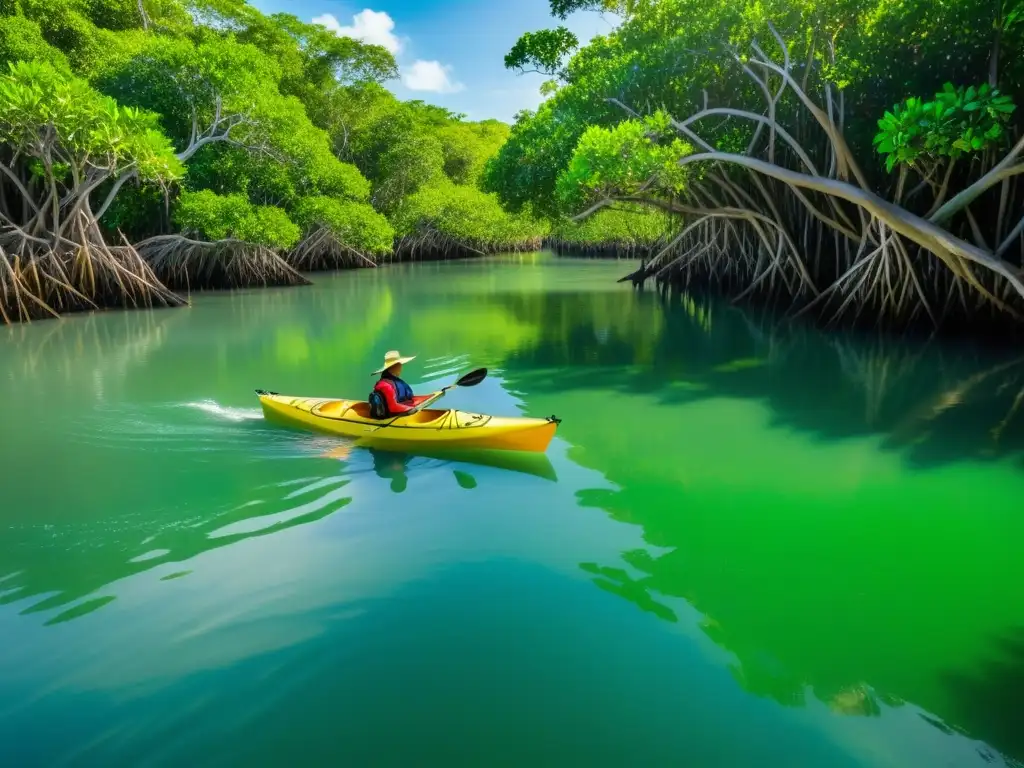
[[292, 196, 396, 255], [874, 83, 1017, 172], [504, 27, 579, 76], [556, 112, 692, 209], [0, 0, 545, 255], [0, 59, 182, 182], [551, 204, 670, 246], [174, 189, 301, 248], [487, 0, 1024, 217]]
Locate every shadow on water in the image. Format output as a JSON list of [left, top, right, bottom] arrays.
[[490, 287, 1024, 469], [370, 448, 411, 493], [425, 279, 1024, 762], [942, 629, 1024, 762]]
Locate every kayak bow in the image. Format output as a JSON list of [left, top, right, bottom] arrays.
[[255, 390, 560, 453]]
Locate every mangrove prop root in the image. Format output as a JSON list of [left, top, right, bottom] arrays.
[[0, 212, 184, 324], [392, 227, 542, 262], [0, 90, 273, 324], [288, 228, 378, 271], [136, 236, 310, 290], [590, 22, 1024, 332]]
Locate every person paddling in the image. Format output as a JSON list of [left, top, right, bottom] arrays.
[[368, 350, 428, 418]]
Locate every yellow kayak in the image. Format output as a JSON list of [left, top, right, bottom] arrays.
[[255, 390, 560, 453]]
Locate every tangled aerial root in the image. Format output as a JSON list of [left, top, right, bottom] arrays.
[[391, 228, 542, 262], [588, 22, 1024, 333], [287, 228, 378, 272], [0, 216, 185, 324], [136, 235, 310, 290]]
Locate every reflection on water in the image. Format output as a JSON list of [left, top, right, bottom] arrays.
[[944, 628, 1024, 762], [487, 284, 1024, 764], [2, 255, 1024, 765]]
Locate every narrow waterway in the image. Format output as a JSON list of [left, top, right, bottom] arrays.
[[2, 253, 1023, 766]]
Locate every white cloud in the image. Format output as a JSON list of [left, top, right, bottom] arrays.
[[401, 60, 464, 94], [312, 9, 402, 54], [313, 10, 464, 96]]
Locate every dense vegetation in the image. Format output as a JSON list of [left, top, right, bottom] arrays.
[[6, 0, 1024, 333], [0, 0, 544, 322], [548, 205, 674, 257], [488, 0, 1024, 332]]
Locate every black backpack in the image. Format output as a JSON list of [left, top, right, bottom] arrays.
[[368, 389, 388, 419]]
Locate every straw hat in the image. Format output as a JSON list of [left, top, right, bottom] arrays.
[[372, 350, 416, 375]]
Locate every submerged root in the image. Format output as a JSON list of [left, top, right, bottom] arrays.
[[136, 235, 310, 290], [287, 228, 377, 271]]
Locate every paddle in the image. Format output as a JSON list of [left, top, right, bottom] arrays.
[[368, 367, 487, 432]]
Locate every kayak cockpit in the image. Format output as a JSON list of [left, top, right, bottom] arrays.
[[310, 399, 448, 425]]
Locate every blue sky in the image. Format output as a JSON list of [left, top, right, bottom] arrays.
[[248, 0, 618, 122]]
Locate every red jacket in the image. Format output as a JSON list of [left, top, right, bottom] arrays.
[[373, 379, 429, 414]]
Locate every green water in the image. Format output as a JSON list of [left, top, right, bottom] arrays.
[[2, 253, 1024, 766]]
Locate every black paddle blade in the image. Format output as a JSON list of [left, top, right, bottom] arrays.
[[456, 368, 488, 387]]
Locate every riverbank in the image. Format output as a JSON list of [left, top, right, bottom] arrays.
[[9, 246, 1024, 348], [0, 242, 525, 325]]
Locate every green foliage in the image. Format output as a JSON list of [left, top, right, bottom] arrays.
[[488, 0, 1024, 216], [436, 120, 510, 185], [98, 184, 167, 238], [550, 205, 669, 246], [556, 113, 692, 209], [234, 10, 397, 95], [239, 205, 302, 250], [293, 196, 395, 255], [874, 83, 1017, 172], [174, 189, 300, 248], [174, 190, 251, 240], [504, 27, 579, 76], [329, 83, 447, 212], [393, 180, 548, 248], [90, 30, 372, 206], [0, 15, 71, 72], [549, 0, 634, 18], [0, 59, 182, 182], [91, 34, 283, 145], [1, 0, 530, 263]]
